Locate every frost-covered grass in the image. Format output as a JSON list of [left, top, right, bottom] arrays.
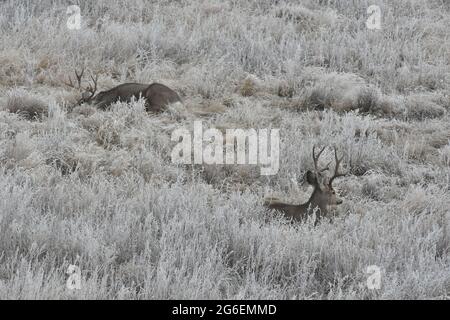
[[0, 0, 449, 299]]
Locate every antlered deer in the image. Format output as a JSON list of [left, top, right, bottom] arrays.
[[266, 146, 346, 222], [64, 68, 181, 112]]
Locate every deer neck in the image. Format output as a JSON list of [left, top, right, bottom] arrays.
[[302, 188, 328, 215]]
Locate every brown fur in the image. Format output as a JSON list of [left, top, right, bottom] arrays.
[[265, 147, 345, 223], [92, 82, 181, 112], [266, 174, 342, 222], [144, 83, 182, 112]]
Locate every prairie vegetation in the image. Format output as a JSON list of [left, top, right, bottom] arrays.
[[0, 0, 449, 299]]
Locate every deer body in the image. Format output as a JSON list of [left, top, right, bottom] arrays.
[[266, 202, 312, 222], [93, 82, 181, 112], [266, 147, 345, 223], [93, 83, 149, 109], [64, 69, 181, 112], [144, 83, 182, 112], [267, 184, 342, 221]]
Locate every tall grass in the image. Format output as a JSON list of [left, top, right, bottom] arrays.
[[0, 0, 449, 299]]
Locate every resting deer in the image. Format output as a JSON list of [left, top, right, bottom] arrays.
[[266, 146, 347, 222], [64, 68, 181, 112], [63, 68, 98, 106]]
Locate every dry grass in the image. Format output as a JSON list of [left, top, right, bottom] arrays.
[[0, 0, 449, 300], [5, 90, 48, 120]]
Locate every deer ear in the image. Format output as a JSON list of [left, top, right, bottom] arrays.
[[305, 170, 318, 185]]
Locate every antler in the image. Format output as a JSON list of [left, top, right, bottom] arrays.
[[312, 145, 331, 173], [329, 147, 346, 186], [63, 68, 85, 90], [84, 74, 98, 100], [64, 68, 99, 104]]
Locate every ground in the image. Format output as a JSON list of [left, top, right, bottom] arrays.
[[0, 0, 449, 299]]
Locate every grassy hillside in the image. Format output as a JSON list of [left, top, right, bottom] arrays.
[[0, 0, 449, 299]]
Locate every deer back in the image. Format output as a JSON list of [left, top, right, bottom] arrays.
[[94, 83, 149, 109]]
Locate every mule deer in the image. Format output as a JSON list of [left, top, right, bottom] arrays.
[[64, 69, 181, 112], [266, 146, 346, 222], [63, 68, 98, 106]]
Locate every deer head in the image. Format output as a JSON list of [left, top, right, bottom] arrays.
[[304, 146, 346, 215], [64, 68, 99, 105]]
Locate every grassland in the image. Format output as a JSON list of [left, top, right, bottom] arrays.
[[0, 0, 449, 299]]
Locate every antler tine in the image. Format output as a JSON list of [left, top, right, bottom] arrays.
[[329, 147, 346, 186], [75, 68, 84, 89], [320, 160, 332, 173], [63, 68, 85, 90], [63, 76, 75, 88], [312, 145, 327, 172], [86, 73, 99, 99]]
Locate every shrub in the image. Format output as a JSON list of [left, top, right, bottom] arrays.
[[5, 90, 47, 120]]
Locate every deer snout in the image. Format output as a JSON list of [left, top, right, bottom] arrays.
[[336, 198, 343, 205]]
